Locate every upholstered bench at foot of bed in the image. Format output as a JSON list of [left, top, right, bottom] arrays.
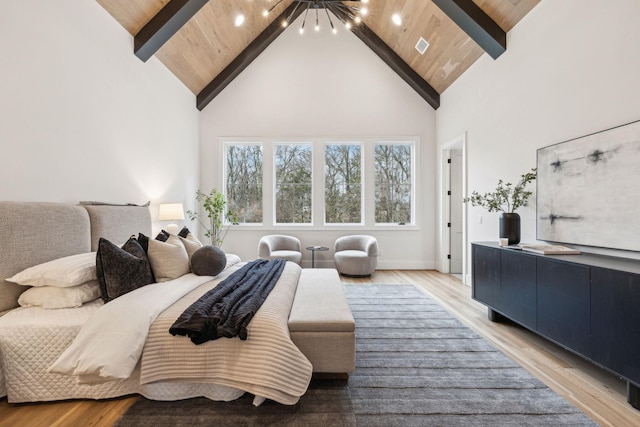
[[288, 268, 355, 375]]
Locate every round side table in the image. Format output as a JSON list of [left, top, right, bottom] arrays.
[[306, 246, 329, 268]]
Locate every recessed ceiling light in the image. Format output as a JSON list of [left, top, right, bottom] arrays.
[[415, 37, 429, 55], [392, 13, 402, 26], [234, 14, 245, 27]]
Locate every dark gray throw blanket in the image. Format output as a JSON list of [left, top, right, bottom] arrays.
[[169, 259, 286, 344]]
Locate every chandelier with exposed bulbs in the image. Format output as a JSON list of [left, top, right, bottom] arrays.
[[264, 0, 369, 34]]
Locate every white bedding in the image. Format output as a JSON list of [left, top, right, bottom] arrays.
[[46, 261, 312, 405], [0, 299, 140, 402], [0, 295, 247, 403], [0, 361, 5, 398], [0, 254, 252, 403], [49, 273, 214, 383], [140, 261, 312, 405]]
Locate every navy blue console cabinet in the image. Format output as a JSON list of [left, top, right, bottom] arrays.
[[471, 242, 640, 409]]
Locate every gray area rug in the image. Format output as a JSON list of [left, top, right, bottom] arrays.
[[115, 284, 596, 426]]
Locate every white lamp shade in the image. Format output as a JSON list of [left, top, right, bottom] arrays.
[[159, 203, 185, 221]]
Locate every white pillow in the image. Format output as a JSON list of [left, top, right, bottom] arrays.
[[18, 281, 101, 309], [7, 252, 97, 288], [178, 235, 202, 260], [147, 235, 190, 282]]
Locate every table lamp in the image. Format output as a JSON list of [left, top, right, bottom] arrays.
[[158, 203, 185, 235]]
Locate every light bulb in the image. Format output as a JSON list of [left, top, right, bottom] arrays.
[[234, 14, 245, 27], [299, 27, 304, 34], [345, 22, 352, 29], [392, 14, 402, 26], [362, 0, 369, 3], [360, 7, 368, 16], [332, 28, 338, 34], [282, 20, 288, 28], [315, 24, 320, 32], [262, 10, 268, 17], [355, 16, 361, 24]]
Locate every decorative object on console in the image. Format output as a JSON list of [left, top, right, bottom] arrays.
[[187, 189, 238, 247], [464, 169, 536, 245], [519, 244, 581, 255], [158, 203, 185, 235], [499, 213, 521, 245], [537, 119, 640, 252], [190, 245, 227, 277], [264, 0, 369, 34]]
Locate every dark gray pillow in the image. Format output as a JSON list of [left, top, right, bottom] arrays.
[[190, 245, 227, 277], [96, 237, 155, 302], [178, 226, 191, 238]]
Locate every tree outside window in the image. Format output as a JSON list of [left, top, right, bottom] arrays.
[[375, 143, 413, 224], [325, 143, 362, 224], [225, 143, 263, 224], [275, 144, 312, 224]]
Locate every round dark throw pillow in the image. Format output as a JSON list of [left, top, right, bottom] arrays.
[[191, 245, 227, 276]]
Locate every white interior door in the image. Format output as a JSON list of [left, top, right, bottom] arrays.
[[449, 149, 463, 274]]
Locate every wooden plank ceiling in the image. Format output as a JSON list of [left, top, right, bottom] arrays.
[[96, 0, 540, 110]]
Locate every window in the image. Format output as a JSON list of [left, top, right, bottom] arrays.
[[374, 143, 413, 224], [324, 143, 362, 224], [225, 143, 263, 224], [221, 137, 417, 228], [274, 143, 312, 224]]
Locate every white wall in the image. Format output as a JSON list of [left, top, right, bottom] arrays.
[[436, 0, 640, 281], [0, 0, 199, 227], [200, 13, 436, 267]]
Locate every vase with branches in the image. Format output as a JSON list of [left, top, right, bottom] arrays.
[[464, 169, 536, 244], [186, 189, 238, 247]]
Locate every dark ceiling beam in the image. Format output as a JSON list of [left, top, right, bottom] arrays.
[[197, 3, 306, 111], [134, 0, 209, 62], [331, 8, 440, 109], [432, 0, 506, 59]]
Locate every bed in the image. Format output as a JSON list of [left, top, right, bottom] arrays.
[[0, 201, 313, 405]]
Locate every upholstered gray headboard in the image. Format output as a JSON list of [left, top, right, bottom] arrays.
[[82, 204, 152, 251], [0, 201, 151, 314]]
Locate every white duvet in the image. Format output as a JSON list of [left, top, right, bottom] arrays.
[[49, 273, 213, 383]]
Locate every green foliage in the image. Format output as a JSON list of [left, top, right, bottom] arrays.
[[186, 188, 238, 247], [464, 169, 537, 213], [374, 144, 412, 223]]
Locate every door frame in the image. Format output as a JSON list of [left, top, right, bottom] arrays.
[[440, 133, 468, 283]]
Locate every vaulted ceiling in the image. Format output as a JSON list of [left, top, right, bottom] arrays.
[[96, 0, 540, 110]]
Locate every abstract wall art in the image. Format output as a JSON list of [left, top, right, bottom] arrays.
[[537, 119, 640, 252]]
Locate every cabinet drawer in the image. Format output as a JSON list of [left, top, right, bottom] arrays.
[[499, 250, 536, 329], [591, 267, 640, 383], [472, 244, 500, 307], [536, 258, 590, 355]]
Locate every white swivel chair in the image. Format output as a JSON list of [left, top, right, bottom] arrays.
[[334, 235, 378, 277], [257, 235, 302, 265]]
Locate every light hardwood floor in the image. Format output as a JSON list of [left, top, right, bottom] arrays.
[[1, 270, 639, 426]]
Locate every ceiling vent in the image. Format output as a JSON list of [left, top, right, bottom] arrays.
[[415, 37, 429, 55]]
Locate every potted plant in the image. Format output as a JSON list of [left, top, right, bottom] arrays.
[[186, 188, 238, 247], [464, 169, 536, 244]]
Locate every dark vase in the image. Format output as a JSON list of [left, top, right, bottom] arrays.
[[499, 212, 521, 245]]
